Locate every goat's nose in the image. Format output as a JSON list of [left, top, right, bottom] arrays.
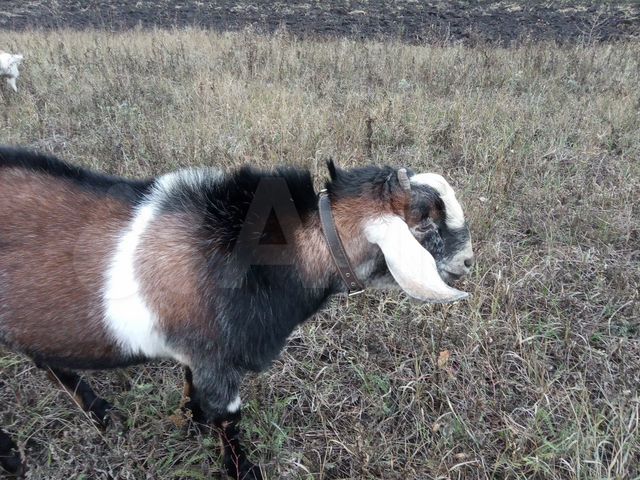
[[464, 256, 474, 268]]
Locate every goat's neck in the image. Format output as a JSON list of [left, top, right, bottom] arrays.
[[296, 202, 372, 292]]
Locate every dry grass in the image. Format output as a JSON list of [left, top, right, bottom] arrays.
[[0, 29, 638, 479]]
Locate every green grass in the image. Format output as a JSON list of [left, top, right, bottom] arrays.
[[0, 29, 638, 479]]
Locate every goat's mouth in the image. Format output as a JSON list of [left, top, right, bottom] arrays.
[[439, 269, 464, 285]]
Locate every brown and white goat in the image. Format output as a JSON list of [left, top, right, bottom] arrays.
[[0, 147, 473, 479]]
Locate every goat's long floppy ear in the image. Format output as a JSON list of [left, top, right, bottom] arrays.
[[365, 216, 469, 303]]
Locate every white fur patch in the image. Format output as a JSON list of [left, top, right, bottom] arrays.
[[227, 395, 241, 413], [410, 173, 465, 229], [155, 167, 222, 195], [364, 215, 468, 303], [103, 203, 177, 359], [103, 169, 224, 362]]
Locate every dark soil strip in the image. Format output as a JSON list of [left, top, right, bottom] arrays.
[[1, 1, 639, 45]]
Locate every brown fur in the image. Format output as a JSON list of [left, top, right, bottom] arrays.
[[46, 369, 86, 410], [296, 195, 393, 284], [135, 212, 209, 348], [295, 216, 334, 285], [182, 367, 194, 405], [0, 168, 132, 365]]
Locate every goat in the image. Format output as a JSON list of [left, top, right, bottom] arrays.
[[0, 147, 474, 479], [0, 52, 23, 92]]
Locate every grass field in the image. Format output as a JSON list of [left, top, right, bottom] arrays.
[[0, 29, 638, 479]]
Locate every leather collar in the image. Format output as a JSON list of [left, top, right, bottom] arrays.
[[318, 190, 365, 296]]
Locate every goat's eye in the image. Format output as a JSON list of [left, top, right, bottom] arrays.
[[415, 220, 437, 234], [418, 221, 445, 260]]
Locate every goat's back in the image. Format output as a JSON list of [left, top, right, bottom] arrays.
[[0, 148, 151, 368]]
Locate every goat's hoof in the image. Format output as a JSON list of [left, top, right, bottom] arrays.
[[225, 458, 263, 480], [181, 398, 207, 425], [92, 406, 127, 433], [87, 397, 115, 430], [0, 451, 25, 478], [106, 409, 128, 434]]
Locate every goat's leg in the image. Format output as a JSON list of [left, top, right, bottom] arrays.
[[43, 367, 115, 429], [0, 427, 23, 476], [6, 78, 17, 92], [215, 408, 262, 480], [181, 366, 207, 424], [185, 366, 262, 480]]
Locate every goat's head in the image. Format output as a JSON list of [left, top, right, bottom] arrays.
[[326, 162, 473, 303], [405, 171, 474, 284]]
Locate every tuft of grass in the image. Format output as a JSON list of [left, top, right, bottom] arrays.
[[0, 29, 638, 479]]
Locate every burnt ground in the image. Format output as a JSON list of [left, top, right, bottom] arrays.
[[1, 0, 639, 45]]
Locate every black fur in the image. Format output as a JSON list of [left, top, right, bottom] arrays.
[[0, 146, 152, 202], [159, 166, 351, 373], [157, 166, 318, 253], [0, 428, 22, 476], [214, 410, 263, 480], [408, 184, 445, 221], [28, 351, 147, 371], [182, 367, 207, 424], [325, 163, 397, 199], [326, 158, 338, 181], [439, 223, 471, 260], [421, 222, 446, 261], [45, 368, 114, 429]]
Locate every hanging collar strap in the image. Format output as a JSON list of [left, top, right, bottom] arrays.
[[318, 190, 365, 296]]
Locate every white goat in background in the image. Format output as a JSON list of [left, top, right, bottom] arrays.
[[0, 51, 24, 92]]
